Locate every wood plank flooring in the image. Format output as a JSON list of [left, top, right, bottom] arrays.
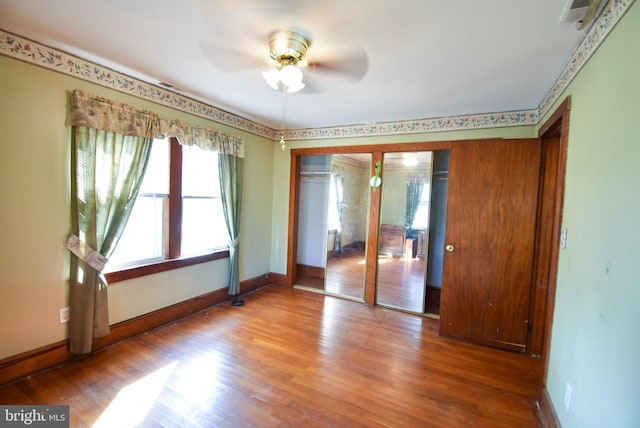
[[376, 254, 431, 314], [325, 248, 367, 299], [0, 286, 542, 427], [301, 248, 441, 315]]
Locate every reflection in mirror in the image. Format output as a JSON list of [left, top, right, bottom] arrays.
[[376, 152, 432, 313], [296, 155, 331, 290], [324, 154, 371, 300], [295, 154, 370, 301]]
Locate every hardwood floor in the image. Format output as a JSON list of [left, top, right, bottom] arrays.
[[0, 286, 542, 427], [301, 247, 441, 315], [376, 254, 434, 314], [325, 247, 366, 299]]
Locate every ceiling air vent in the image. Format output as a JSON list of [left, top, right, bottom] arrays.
[[559, 0, 607, 29], [158, 81, 185, 92]]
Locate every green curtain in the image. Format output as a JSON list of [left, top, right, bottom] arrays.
[[67, 89, 161, 354], [66, 89, 245, 349], [218, 152, 244, 298], [69, 126, 152, 354], [405, 176, 425, 228]]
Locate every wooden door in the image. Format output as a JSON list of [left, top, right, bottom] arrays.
[[439, 139, 541, 352]]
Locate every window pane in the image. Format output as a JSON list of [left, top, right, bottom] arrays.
[[140, 138, 170, 194], [106, 138, 169, 269], [181, 197, 228, 255], [412, 182, 431, 229], [181, 144, 225, 255], [182, 144, 219, 197], [106, 138, 229, 271], [107, 196, 166, 268]]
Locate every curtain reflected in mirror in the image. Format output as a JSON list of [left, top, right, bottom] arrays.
[[296, 154, 370, 301]]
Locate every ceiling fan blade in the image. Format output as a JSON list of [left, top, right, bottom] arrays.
[[200, 42, 267, 72], [297, 76, 324, 94], [200, 5, 305, 72], [199, 7, 305, 73], [309, 47, 369, 84]]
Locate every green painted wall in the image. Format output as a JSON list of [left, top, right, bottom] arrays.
[[540, 3, 640, 426], [380, 169, 408, 226], [0, 55, 274, 359], [379, 167, 431, 227]]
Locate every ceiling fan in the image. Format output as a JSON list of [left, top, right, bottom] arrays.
[[202, 26, 368, 94]]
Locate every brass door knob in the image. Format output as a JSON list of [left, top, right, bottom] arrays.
[[445, 244, 455, 252]]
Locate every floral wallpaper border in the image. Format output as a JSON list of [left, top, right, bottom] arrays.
[[0, 0, 633, 141], [284, 110, 539, 141], [0, 30, 275, 140]]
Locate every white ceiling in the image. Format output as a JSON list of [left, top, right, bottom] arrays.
[[0, 0, 590, 131]]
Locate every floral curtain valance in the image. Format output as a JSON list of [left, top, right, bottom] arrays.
[[69, 90, 244, 157], [69, 90, 163, 139], [162, 119, 244, 158]]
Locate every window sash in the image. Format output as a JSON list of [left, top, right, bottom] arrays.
[[105, 193, 167, 269], [411, 183, 431, 229], [105, 137, 228, 275], [181, 195, 227, 255]]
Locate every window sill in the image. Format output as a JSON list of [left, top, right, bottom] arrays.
[[104, 249, 230, 284]]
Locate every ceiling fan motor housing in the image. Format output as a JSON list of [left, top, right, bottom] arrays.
[[268, 31, 309, 68]]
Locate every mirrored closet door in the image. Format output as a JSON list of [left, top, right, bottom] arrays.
[[291, 148, 448, 316], [375, 152, 432, 313], [296, 154, 371, 301]]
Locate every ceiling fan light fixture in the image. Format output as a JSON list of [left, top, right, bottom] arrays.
[[261, 65, 306, 93], [403, 154, 419, 167], [263, 31, 310, 93], [280, 65, 305, 92], [262, 68, 281, 90]]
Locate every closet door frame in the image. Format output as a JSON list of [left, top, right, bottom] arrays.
[[287, 142, 451, 304], [285, 125, 567, 359]]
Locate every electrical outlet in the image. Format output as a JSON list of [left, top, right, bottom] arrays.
[[59, 307, 70, 324], [564, 382, 572, 411], [560, 227, 568, 249]]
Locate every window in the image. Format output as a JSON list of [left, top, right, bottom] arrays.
[[180, 143, 227, 255], [411, 182, 431, 229], [107, 137, 169, 267], [106, 137, 228, 279]]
